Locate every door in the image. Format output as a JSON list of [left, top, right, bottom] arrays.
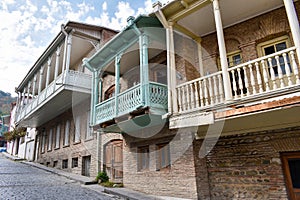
[[281, 152, 300, 200], [82, 155, 91, 177], [105, 140, 123, 183]]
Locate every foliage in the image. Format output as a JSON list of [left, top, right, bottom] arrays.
[[96, 171, 109, 183], [3, 127, 26, 142], [0, 90, 16, 115], [99, 181, 123, 187]]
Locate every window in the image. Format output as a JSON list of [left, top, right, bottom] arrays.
[[74, 116, 81, 143], [156, 143, 170, 170], [53, 161, 58, 168], [257, 36, 291, 76], [137, 146, 149, 171], [218, 51, 246, 96], [62, 159, 68, 169], [104, 85, 115, 100], [227, 52, 242, 68], [64, 120, 70, 146], [41, 131, 46, 153], [72, 157, 78, 168], [55, 124, 60, 149], [86, 111, 92, 139], [48, 129, 53, 151], [281, 152, 300, 199]]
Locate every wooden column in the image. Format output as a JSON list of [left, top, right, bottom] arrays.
[[54, 46, 61, 80], [212, 0, 232, 101]]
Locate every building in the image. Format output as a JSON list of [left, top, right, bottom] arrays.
[[0, 114, 10, 148], [84, 0, 300, 199], [15, 21, 117, 177]]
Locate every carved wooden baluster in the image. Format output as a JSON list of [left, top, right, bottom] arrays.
[[261, 60, 270, 92], [255, 62, 263, 93], [231, 70, 237, 98], [243, 66, 249, 96], [213, 75, 219, 103], [203, 79, 209, 106], [177, 87, 182, 112], [199, 80, 204, 107], [194, 81, 200, 108], [189, 83, 195, 109], [249, 64, 257, 94], [208, 76, 214, 104], [283, 53, 292, 86], [275, 55, 285, 88], [218, 74, 224, 102], [268, 58, 277, 90], [185, 84, 190, 110], [290, 51, 300, 84], [237, 68, 244, 97]]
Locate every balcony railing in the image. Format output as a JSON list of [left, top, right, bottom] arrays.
[[176, 47, 300, 113], [16, 70, 92, 123], [95, 82, 168, 125]]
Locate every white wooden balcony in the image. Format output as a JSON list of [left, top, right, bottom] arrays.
[[170, 47, 300, 128], [16, 70, 91, 127]]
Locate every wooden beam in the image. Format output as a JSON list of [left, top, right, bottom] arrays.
[[173, 23, 201, 41], [168, 0, 210, 22]]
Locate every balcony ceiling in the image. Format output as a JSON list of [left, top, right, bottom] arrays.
[[161, 0, 284, 37], [84, 16, 164, 74], [18, 90, 90, 128]]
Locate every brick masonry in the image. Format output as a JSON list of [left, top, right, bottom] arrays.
[[117, 3, 300, 199], [203, 127, 300, 200], [36, 99, 99, 178]]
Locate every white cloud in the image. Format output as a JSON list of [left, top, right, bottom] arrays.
[[102, 1, 107, 11]]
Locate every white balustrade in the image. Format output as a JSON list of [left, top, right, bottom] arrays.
[[16, 70, 92, 124], [175, 47, 299, 114], [176, 72, 224, 112]]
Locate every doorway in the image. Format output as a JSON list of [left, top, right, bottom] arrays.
[[281, 152, 300, 200], [104, 140, 123, 183], [82, 155, 91, 177]]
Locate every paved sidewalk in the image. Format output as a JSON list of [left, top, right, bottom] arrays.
[[1, 152, 190, 200]]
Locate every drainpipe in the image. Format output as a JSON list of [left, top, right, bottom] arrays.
[[61, 24, 68, 76]]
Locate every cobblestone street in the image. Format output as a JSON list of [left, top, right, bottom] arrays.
[[0, 154, 115, 200]]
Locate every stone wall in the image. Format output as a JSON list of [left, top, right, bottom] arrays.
[[201, 127, 300, 200]]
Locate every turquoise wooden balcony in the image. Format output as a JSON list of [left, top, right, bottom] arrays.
[[83, 15, 168, 131], [94, 82, 168, 125]]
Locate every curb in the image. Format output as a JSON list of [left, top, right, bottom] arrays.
[[21, 161, 97, 185]]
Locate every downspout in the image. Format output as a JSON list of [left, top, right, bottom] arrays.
[[61, 24, 68, 76], [82, 59, 102, 173]]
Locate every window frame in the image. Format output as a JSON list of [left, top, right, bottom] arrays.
[[257, 35, 291, 58], [55, 124, 60, 149], [137, 146, 150, 172], [47, 128, 53, 151], [64, 120, 70, 146], [62, 159, 68, 169], [74, 116, 81, 143], [156, 143, 171, 171], [72, 157, 79, 168]]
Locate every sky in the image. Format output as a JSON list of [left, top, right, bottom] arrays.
[[0, 0, 169, 97]]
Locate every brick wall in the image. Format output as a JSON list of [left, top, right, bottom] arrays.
[[184, 3, 300, 77], [201, 127, 300, 200], [122, 126, 200, 199], [36, 99, 99, 178]]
